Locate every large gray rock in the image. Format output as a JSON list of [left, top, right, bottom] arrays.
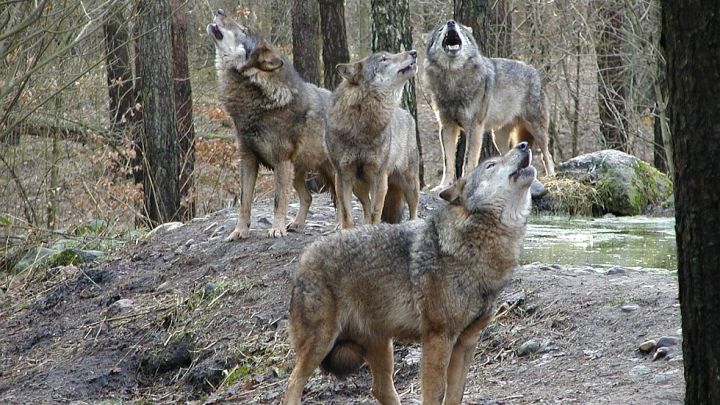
[[534, 150, 673, 216], [13, 247, 58, 273]]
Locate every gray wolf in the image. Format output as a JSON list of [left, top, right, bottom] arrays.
[[207, 9, 336, 239], [423, 19, 555, 191], [325, 50, 421, 228], [284, 142, 536, 404]]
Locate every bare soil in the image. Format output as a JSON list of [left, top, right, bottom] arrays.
[[0, 193, 683, 404]]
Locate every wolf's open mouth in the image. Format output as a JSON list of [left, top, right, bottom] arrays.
[[443, 29, 462, 54], [509, 151, 534, 182], [398, 62, 417, 75], [209, 24, 223, 40]]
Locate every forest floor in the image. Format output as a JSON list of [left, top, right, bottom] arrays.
[[0, 192, 683, 404]]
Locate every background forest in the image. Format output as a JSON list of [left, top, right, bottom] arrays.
[[1, 0, 667, 258]]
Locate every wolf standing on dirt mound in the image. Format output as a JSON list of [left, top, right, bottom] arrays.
[[284, 143, 537, 405], [207, 9, 337, 240], [424, 19, 556, 190], [325, 50, 421, 228]]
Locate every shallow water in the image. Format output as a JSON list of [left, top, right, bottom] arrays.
[[521, 215, 677, 271]]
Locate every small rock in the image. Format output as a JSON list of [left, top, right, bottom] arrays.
[[146, 222, 184, 238], [629, 365, 652, 376], [639, 340, 657, 353], [603, 213, 616, 219], [583, 349, 603, 359], [270, 239, 289, 250], [656, 336, 680, 348], [621, 304, 640, 312], [607, 266, 628, 276], [516, 340, 540, 356], [204, 282, 216, 296], [258, 217, 272, 226], [107, 298, 134, 316], [403, 347, 422, 366]]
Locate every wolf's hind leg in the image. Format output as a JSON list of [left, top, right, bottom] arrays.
[[226, 147, 258, 241], [521, 120, 555, 177], [366, 339, 401, 405], [443, 314, 493, 405], [284, 327, 338, 405], [403, 178, 420, 220], [355, 182, 372, 225], [288, 172, 312, 231], [370, 173, 389, 224]]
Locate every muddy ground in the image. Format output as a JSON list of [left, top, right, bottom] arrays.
[[0, 193, 683, 404]]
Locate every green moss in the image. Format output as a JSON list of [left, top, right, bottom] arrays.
[[631, 160, 673, 210]]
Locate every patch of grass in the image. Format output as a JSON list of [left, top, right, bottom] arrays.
[[539, 178, 602, 216]]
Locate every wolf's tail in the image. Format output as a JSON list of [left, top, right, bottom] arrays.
[[381, 185, 405, 223], [320, 340, 365, 378]]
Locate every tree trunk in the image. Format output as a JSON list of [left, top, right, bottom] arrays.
[[103, 2, 134, 145], [371, 0, 424, 186], [292, 0, 321, 86], [170, 0, 195, 221], [662, 1, 720, 403], [319, 0, 350, 90], [137, 0, 181, 226], [595, 0, 629, 152]]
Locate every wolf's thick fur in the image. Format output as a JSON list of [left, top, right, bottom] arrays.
[[424, 20, 556, 190], [284, 143, 536, 405], [207, 10, 337, 239], [325, 50, 421, 228]]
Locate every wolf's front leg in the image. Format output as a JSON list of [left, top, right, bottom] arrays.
[[420, 332, 454, 405], [226, 149, 258, 241], [288, 171, 312, 232], [443, 314, 493, 405], [433, 123, 461, 191], [463, 122, 486, 177], [269, 160, 293, 238], [370, 172, 389, 224], [335, 170, 355, 229]]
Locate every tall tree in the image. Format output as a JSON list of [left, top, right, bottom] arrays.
[[136, 0, 181, 225], [292, 0, 321, 85], [319, 0, 350, 90], [371, 0, 424, 186], [595, 0, 629, 152], [663, 1, 720, 404], [170, 0, 195, 220], [103, 1, 134, 144]]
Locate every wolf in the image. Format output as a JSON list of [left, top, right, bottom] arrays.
[[207, 9, 337, 239], [284, 142, 536, 405], [423, 19, 555, 191], [325, 50, 421, 228]]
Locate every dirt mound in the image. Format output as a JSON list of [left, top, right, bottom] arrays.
[[0, 193, 683, 404]]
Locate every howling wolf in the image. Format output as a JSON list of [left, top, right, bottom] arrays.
[[285, 142, 536, 405], [207, 9, 336, 239], [424, 19, 555, 190], [325, 50, 421, 228]]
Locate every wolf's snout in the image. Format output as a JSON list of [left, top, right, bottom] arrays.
[[516, 142, 529, 152], [216, 9, 225, 16], [447, 20, 456, 27]]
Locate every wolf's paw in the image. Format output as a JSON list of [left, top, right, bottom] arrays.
[[268, 227, 288, 238], [286, 222, 304, 233], [225, 228, 250, 241]]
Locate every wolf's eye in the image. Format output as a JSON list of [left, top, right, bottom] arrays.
[[380, 55, 388, 62], [486, 162, 496, 169]]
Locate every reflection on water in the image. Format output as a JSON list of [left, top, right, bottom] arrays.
[[521, 215, 677, 271]]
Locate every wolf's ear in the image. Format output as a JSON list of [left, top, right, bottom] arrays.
[[336, 62, 361, 84], [253, 41, 283, 71], [439, 177, 467, 204]]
